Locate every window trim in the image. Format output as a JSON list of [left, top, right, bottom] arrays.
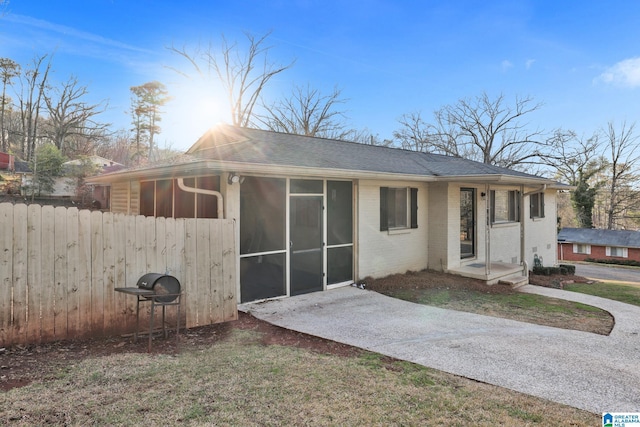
[[573, 243, 591, 255], [380, 187, 418, 231], [530, 192, 545, 219], [490, 189, 520, 224], [606, 246, 628, 258]]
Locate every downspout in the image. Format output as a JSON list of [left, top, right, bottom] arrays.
[[176, 178, 224, 219], [521, 184, 547, 274]]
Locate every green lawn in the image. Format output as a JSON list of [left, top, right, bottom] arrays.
[[565, 282, 640, 307]]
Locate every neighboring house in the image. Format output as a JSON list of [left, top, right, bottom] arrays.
[[89, 124, 563, 303], [0, 152, 21, 194], [21, 155, 123, 207], [0, 151, 15, 171], [558, 227, 640, 262]]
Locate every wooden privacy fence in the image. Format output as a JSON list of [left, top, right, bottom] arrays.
[[0, 203, 237, 348]]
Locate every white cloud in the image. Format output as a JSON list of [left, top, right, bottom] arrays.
[[597, 57, 640, 88], [525, 59, 535, 69], [501, 59, 514, 72], [5, 13, 154, 55]]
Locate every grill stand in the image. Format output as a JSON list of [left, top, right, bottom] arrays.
[[115, 288, 182, 352]]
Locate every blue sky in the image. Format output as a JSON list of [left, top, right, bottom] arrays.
[[1, 0, 640, 152]]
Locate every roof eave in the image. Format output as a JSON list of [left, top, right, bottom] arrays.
[[434, 174, 558, 186]]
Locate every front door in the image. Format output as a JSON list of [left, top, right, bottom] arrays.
[[290, 195, 324, 295], [460, 188, 475, 259]]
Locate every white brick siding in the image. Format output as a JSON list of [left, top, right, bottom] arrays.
[[357, 180, 429, 279]]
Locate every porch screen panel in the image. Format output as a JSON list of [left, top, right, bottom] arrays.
[[327, 246, 353, 284], [240, 176, 286, 302], [174, 177, 195, 218], [327, 181, 353, 245], [155, 179, 173, 218], [291, 179, 323, 194], [327, 180, 353, 284], [196, 175, 220, 218], [139, 181, 155, 217], [240, 177, 286, 254], [240, 253, 286, 302]]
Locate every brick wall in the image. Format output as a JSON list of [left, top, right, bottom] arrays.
[[557, 243, 640, 262]]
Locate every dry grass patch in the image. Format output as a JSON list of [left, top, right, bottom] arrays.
[[1, 328, 598, 426]]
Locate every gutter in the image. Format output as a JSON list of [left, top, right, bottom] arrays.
[[176, 178, 224, 219]]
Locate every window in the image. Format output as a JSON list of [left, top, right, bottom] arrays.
[[491, 190, 519, 223], [573, 244, 591, 255], [139, 176, 220, 218], [606, 246, 628, 258], [530, 192, 545, 218], [380, 187, 418, 231]]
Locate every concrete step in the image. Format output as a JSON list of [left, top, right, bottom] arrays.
[[498, 274, 529, 289]]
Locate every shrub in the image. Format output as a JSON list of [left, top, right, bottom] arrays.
[[559, 264, 576, 275]]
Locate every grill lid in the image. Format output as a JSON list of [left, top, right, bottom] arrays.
[[136, 273, 181, 302]]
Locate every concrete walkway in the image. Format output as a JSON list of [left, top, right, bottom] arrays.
[[241, 285, 640, 413]]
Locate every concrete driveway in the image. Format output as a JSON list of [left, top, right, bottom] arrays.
[[575, 262, 640, 285], [241, 285, 640, 413]]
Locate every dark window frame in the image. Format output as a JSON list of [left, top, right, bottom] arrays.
[[380, 187, 418, 231], [490, 189, 520, 224], [530, 192, 545, 219]]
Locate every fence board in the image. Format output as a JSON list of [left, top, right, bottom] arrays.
[[122, 214, 139, 331], [209, 220, 223, 324], [145, 216, 157, 274], [26, 205, 42, 344], [53, 207, 68, 339], [0, 205, 237, 347], [172, 219, 187, 326], [102, 212, 116, 335], [0, 203, 14, 347], [222, 219, 238, 322], [12, 204, 28, 344], [155, 216, 166, 274], [184, 219, 198, 327], [77, 209, 92, 337], [40, 206, 56, 342], [90, 210, 104, 335], [65, 208, 80, 339], [195, 219, 211, 327], [112, 213, 130, 331]]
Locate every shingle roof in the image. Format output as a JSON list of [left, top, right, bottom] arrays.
[[187, 124, 547, 181], [558, 227, 640, 248]]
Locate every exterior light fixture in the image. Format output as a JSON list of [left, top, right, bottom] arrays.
[[227, 172, 244, 185]]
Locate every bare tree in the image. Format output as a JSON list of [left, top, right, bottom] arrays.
[[0, 57, 20, 151], [168, 31, 294, 127], [394, 92, 547, 170], [542, 130, 606, 228], [96, 130, 135, 167], [44, 75, 110, 156], [257, 84, 354, 139], [393, 111, 435, 152], [16, 54, 52, 160], [603, 121, 640, 229], [130, 81, 170, 161]]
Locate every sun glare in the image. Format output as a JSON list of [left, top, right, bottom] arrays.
[[162, 77, 226, 150]]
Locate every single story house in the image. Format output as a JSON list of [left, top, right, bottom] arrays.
[[558, 227, 640, 262], [21, 155, 122, 207], [89, 124, 562, 303]]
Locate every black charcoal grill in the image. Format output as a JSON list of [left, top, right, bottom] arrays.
[[115, 273, 182, 351], [136, 273, 181, 302]]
